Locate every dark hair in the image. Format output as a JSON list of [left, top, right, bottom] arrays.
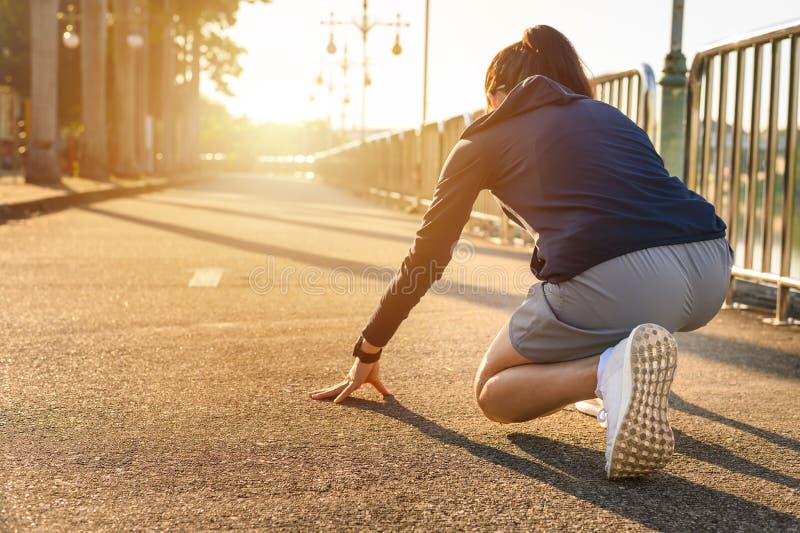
[[484, 25, 593, 105]]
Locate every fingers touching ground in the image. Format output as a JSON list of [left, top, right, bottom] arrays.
[[368, 376, 391, 396], [308, 364, 392, 403], [308, 381, 348, 400], [333, 381, 361, 404]]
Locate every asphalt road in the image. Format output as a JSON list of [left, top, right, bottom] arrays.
[[1, 173, 799, 531]]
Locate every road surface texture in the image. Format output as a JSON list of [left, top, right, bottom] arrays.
[[2, 173, 799, 531]]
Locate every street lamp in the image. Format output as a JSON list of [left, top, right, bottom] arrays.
[[391, 14, 404, 55], [326, 22, 337, 55], [321, 1, 410, 139], [311, 44, 353, 135], [391, 35, 402, 56]]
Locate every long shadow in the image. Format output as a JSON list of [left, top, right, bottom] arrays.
[[676, 331, 800, 381], [338, 397, 797, 530], [164, 176, 425, 222], [670, 392, 800, 451], [177, 174, 400, 209], [135, 197, 531, 262], [83, 206, 798, 381], [507, 432, 799, 529], [672, 428, 800, 490], [141, 196, 800, 363], [285, 203, 424, 225], [82, 206, 521, 312], [136, 197, 416, 246]]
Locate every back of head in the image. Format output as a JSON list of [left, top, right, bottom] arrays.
[[485, 25, 593, 104]]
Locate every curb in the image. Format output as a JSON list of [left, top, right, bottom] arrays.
[[0, 176, 211, 223]]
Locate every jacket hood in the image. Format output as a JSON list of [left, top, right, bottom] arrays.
[[461, 75, 588, 139]]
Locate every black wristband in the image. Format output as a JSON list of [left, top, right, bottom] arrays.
[[353, 335, 381, 363]]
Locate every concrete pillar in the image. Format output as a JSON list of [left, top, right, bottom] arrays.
[[26, 0, 61, 183], [158, 0, 176, 175], [112, 0, 139, 177], [183, 33, 201, 172], [658, 0, 688, 179], [80, 0, 109, 178], [133, 0, 151, 174]]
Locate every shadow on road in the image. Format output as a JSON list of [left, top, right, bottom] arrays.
[[671, 428, 800, 490], [676, 331, 800, 381], [135, 197, 531, 262], [85, 203, 798, 384], [82, 206, 522, 312], [284, 203, 424, 225], [136, 197, 417, 247], [670, 392, 800, 452], [341, 396, 797, 530]]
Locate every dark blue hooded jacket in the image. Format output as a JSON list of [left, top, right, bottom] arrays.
[[362, 75, 727, 347]]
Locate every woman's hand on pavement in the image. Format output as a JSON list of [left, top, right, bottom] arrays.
[[308, 358, 391, 403]]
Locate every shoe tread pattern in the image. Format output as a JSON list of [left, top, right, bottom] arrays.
[[608, 323, 677, 479]]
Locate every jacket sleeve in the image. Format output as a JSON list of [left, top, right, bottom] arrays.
[[361, 138, 488, 347]]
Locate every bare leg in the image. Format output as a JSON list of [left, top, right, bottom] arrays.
[[474, 322, 600, 424]]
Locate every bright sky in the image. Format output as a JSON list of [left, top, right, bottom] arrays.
[[204, 0, 800, 130]]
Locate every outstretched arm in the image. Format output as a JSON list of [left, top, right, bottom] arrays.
[[361, 138, 488, 347], [309, 137, 488, 404]]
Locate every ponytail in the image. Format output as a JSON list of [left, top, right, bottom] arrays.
[[485, 25, 593, 101]]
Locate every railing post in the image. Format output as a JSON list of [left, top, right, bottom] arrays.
[[658, 0, 688, 179], [499, 213, 511, 244], [407, 127, 424, 214], [774, 285, 790, 324]]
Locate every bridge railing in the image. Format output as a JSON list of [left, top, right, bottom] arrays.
[[315, 65, 659, 244], [685, 22, 800, 323], [594, 64, 658, 141]]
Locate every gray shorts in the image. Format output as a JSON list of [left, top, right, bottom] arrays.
[[508, 238, 733, 363]]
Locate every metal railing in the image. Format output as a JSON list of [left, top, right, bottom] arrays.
[[594, 64, 658, 141], [685, 21, 800, 323], [314, 65, 659, 245]]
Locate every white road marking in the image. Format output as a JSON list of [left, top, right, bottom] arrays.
[[188, 268, 226, 287]]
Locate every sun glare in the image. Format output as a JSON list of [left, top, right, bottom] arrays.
[[206, 0, 799, 133]]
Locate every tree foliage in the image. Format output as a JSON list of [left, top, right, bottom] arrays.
[[0, 0, 31, 95], [0, 0, 81, 125], [0, 0, 268, 99], [170, 0, 269, 96], [199, 97, 339, 164]]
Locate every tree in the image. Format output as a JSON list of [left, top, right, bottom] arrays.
[[0, 1, 82, 128], [152, 0, 176, 174], [1, 0, 268, 178], [27, 0, 61, 182], [80, 0, 108, 178], [199, 97, 340, 167], [111, 0, 139, 177], [0, 0, 31, 96], [168, 0, 267, 172]]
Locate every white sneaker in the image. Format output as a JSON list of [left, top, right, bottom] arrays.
[[595, 324, 678, 479], [574, 398, 605, 427]]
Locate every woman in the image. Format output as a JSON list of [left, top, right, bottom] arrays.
[[309, 25, 732, 479]]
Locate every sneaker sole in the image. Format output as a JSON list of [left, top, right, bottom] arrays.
[[607, 323, 677, 479]]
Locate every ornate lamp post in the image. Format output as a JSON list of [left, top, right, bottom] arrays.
[[312, 44, 352, 134], [321, 1, 409, 140], [658, 0, 688, 178]]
